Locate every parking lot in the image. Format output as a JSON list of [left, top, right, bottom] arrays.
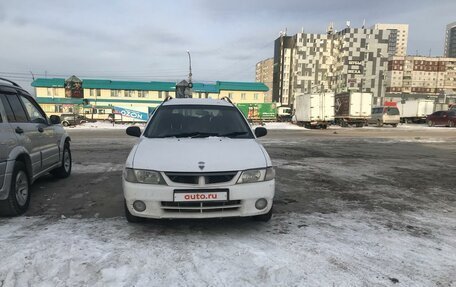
[[1, 126, 456, 286]]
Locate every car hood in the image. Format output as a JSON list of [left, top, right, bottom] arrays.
[[131, 137, 269, 172]]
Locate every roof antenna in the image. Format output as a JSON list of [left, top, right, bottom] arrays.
[[30, 71, 35, 80]]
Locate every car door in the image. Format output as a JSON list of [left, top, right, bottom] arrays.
[[0, 93, 18, 189], [19, 93, 60, 170], [0, 93, 43, 175], [439, 111, 449, 126], [429, 111, 440, 125]]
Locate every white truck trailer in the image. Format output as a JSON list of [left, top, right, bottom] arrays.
[[334, 92, 372, 127], [397, 99, 435, 123], [294, 93, 335, 129]]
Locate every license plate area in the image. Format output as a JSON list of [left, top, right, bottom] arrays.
[[173, 189, 229, 202]]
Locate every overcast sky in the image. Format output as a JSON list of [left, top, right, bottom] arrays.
[[0, 0, 455, 93]]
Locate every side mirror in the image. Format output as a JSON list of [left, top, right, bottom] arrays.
[[49, 115, 61, 125], [126, 126, 141, 137], [254, 127, 267, 138]]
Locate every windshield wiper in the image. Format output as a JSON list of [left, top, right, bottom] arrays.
[[218, 131, 248, 138], [158, 132, 218, 138]]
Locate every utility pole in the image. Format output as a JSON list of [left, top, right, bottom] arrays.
[[187, 50, 193, 88]]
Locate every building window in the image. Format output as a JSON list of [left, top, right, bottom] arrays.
[[125, 90, 133, 97], [228, 93, 233, 99], [254, 93, 259, 100], [96, 90, 101, 98], [47, 88, 55, 97], [241, 93, 246, 100], [138, 91, 148, 98], [111, 90, 120, 97], [158, 91, 163, 99]]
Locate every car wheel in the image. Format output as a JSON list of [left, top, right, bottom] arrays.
[[377, 120, 383, 127], [427, 120, 434, 127], [50, 143, 72, 178], [253, 206, 273, 222], [392, 124, 398, 128], [0, 162, 30, 216], [125, 201, 144, 223], [448, 120, 455, 128], [62, 121, 69, 127]]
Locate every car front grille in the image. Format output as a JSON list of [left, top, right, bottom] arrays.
[[161, 200, 241, 213], [164, 171, 238, 185]]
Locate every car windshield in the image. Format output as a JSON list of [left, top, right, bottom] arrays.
[[386, 107, 399, 115], [144, 104, 254, 139]]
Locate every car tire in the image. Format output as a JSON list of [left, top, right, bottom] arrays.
[[392, 124, 398, 128], [50, 143, 72, 178], [62, 121, 70, 127], [253, 206, 273, 222], [377, 120, 383, 127], [427, 120, 434, 127], [0, 162, 30, 217], [124, 201, 144, 223], [448, 120, 454, 128]]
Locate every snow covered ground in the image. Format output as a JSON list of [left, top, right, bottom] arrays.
[[1, 209, 454, 287], [67, 121, 456, 132], [67, 122, 146, 130]]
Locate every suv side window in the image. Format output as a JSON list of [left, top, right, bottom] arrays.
[[20, 95, 47, 124], [0, 95, 21, 122], [2, 94, 28, 122]]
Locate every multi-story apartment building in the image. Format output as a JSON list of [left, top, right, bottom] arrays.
[[444, 22, 456, 58], [255, 58, 274, 102], [385, 56, 456, 96], [31, 76, 269, 120], [372, 24, 408, 56], [273, 25, 390, 106], [273, 35, 295, 105]]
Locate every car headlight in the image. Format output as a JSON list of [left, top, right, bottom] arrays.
[[237, 167, 275, 184], [124, 168, 166, 185]]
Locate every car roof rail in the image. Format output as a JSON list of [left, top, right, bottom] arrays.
[[0, 77, 21, 88], [163, 96, 173, 102], [220, 96, 234, 105]]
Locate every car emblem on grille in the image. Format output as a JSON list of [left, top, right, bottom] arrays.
[[198, 161, 205, 170]]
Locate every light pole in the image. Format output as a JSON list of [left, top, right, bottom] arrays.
[[187, 50, 193, 85]]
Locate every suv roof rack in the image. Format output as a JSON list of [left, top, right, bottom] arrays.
[[220, 96, 234, 105], [0, 77, 21, 88], [163, 96, 173, 103]]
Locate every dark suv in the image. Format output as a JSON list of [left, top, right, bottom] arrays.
[[60, 113, 88, 126], [0, 78, 72, 216]]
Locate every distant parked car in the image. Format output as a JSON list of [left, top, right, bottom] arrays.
[[368, 106, 400, 127], [426, 110, 456, 127], [60, 113, 88, 126]]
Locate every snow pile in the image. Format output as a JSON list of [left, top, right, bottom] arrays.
[[253, 122, 309, 130], [0, 210, 454, 286], [67, 122, 146, 130]]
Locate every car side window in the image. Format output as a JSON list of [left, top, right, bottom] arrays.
[[20, 95, 47, 124], [0, 94, 28, 122]]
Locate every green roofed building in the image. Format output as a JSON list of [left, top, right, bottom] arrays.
[[31, 76, 269, 121]]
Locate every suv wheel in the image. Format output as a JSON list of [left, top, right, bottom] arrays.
[[427, 120, 434, 127], [0, 162, 30, 216], [62, 121, 70, 127], [125, 201, 144, 223], [253, 206, 273, 222], [50, 143, 72, 178]]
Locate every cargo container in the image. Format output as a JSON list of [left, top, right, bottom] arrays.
[[334, 92, 372, 127], [294, 93, 334, 129], [236, 103, 277, 122], [397, 99, 434, 123]]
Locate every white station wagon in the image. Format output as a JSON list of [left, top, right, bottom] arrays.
[[123, 98, 275, 222]]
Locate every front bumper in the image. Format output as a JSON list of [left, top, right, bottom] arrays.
[[123, 179, 275, 219]]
